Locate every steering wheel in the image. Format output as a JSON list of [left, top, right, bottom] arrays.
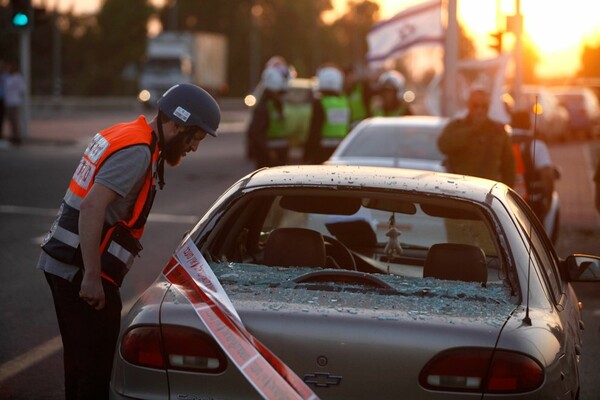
[[293, 270, 395, 291], [323, 235, 357, 271]]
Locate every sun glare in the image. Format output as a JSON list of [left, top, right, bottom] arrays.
[[522, 2, 600, 53], [375, 0, 600, 78]]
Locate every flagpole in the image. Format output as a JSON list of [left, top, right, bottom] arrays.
[[443, 0, 459, 117]]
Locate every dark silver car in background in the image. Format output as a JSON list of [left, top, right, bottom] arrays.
[[110, 165, 600, 399]]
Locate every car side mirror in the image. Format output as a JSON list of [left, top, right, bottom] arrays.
[[565, 254, 600, 281], [552, 165, 561, 180]]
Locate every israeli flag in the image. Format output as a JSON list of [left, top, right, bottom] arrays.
[[367, 0, 444, 66]]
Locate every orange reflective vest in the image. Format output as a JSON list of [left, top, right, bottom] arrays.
[[512, 142, 528, 199], [512, 134, 547, 218], [41, 116, 160, 286]]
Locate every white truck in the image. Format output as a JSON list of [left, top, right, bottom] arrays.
[[138, 31, 228, 107]]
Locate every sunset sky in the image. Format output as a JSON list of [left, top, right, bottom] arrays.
[[39, 0, 600, 79], [370, 0, 600, 78]]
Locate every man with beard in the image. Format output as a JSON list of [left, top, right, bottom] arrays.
[[37, 84, 220, 400]]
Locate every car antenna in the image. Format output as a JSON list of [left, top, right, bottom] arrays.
[[523, 96, 539, 327]]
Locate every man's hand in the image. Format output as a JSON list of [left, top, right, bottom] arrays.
[[79, 272, 105, 310], [78, 182, 119, 311]]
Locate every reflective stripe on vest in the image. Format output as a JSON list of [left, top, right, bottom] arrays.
[[348, 84, 367, 122], [321, 95, 350, 140], [41, 116, 159, 286], [267, 100, 287, 140], [512, 134, 545, 205], [511, 143, 528, 199]]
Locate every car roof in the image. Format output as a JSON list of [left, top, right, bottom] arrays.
[[241, 165, 502, 204], [356, 115, 449, 129]]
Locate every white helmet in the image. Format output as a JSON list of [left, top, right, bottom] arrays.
[[378, 70, 406, 98], [262, 66, 288, 92], [317, 66, 344, 93]]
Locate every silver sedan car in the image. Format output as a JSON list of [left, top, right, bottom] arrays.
[[110, 165, 599, 400]]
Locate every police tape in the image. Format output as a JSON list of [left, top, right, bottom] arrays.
[[163, 238, 319, 400]]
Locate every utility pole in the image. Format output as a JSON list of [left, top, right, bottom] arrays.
[[249, 2, 262, 92], [52, 4, 62, 97], [509, 0, 523, 109], [19, 30, 31, 139], [442, 0, 458, 117], [10, 0, 33, 139]]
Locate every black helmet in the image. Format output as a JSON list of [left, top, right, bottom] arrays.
[[157, 84, 221, 136]]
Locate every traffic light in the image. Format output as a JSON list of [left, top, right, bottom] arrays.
[[9, 0, 33, 31], [488, 31, 504, 54]]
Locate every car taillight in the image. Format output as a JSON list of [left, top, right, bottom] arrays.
[[121, 326, 164, 369], [419, 347, 544, 394], [120, 325, 227, 373]]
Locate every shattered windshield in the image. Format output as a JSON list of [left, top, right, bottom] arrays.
[[199, 189, 517, 314]]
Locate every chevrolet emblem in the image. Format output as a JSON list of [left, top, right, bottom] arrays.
[[303, 372, 342, 388]]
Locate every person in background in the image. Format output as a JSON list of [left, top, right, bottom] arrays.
[[265, 55, 293, 79], [510, 110, 556, 222], [304, 64, 350, 164], [37, 83, 220, 400], [438, 87, 515, 187], [5, 62, 26, 145], [0, 60, 8, 139], [371, 70, 413, 117], [246, 66, 289, 168], [246, 55, 292, 161], [343, 64, 373, 125]]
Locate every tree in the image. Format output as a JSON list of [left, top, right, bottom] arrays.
[[155, 0, 335, 94], [521, 36, 540, 84], [579, 42, 600, 78], [80, 0, 155, 95], [326, 0, 380, 69]]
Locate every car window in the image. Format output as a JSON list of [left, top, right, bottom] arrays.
[[198, 189, 517, 318], [341, 125, 444, 160], [506, 192, 562, 301], [204, 189, 512, 285]]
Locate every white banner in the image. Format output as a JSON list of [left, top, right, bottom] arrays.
[[426, 55, 511, 124], [455, 55, 511, 124], [367, 0, 443, 66]]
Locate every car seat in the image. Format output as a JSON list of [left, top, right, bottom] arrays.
[[423, 243, 487, 285]]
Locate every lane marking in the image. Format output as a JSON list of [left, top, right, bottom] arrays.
[[0, 297, 138, 384], [0, 205, 197, 382]]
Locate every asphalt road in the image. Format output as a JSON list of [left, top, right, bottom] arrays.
[[0, 109, 599, 399]]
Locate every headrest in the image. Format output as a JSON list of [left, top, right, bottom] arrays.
[[424, 243, 487, 284], [263, 228, 326, 268]]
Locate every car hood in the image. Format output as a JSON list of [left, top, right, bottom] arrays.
[[159, 263, 517, 399]]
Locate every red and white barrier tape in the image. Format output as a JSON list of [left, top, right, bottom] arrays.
[[163, 239, 319, 400]]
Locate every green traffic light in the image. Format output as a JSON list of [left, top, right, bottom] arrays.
[[12, 12, 29, 27]]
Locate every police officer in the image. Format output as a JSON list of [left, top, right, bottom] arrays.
[[247, 66, 289, 168], [510, 110, 556, 222], [37, 84, 220, 400], [438, 87, 515, 187], [344, 65, 373, 125], [372, 70, 413, 117], [304, 65, 350, 164]]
